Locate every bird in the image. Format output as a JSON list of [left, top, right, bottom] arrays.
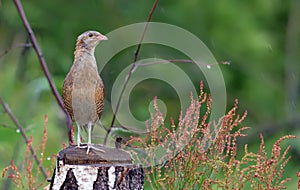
[[62, 30, 108, 154]]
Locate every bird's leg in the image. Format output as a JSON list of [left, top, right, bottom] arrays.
[[75, 123, 89, 150], [77, 123, 81, 147], [86, 122, 92, 154], [86, 122, 105, 154]]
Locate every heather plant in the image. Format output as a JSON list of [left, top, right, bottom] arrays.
[[1, 85, 299, 189], [2, 115, 55, 190], [128, 83, 298, 190]]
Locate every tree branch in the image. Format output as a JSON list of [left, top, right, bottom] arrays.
[[104, 0, 160, 145], [134, 59, 230, 70], [0, 97, 49, 180], [285, 0, 300, 118], [0, 43, 31, 59], [133, 0, 159, 63], [13, 0, 73, 145]]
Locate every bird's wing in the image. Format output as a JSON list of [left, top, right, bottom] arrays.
[[62, 74, 74, 119], [95, 77, 105, 119]]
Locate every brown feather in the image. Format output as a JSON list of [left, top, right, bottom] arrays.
[[62, 31, 106, 129]]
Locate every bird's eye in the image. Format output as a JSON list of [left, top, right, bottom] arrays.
[[88, 33, 93, 37]]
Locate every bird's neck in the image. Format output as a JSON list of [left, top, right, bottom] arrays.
[[74, 45, 95, 57], [73, 47, 98, 69]]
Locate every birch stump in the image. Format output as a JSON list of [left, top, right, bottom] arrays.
[[49, 145, 144, 190]]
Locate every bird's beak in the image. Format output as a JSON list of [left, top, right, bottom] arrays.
[[98, 34, 108, 41]]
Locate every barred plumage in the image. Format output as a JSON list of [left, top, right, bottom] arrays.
[[62, 30, 107, 154]]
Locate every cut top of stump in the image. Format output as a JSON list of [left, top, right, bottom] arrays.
[[58, 145, 133, 165], [50, 145, 144, 190]]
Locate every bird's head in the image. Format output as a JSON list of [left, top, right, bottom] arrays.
[[76, 30, 108, 51]]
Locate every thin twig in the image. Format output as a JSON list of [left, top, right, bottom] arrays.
[[133, 0, 159, 63], [134, 59, 230, 70], [13, 0, 73, 145], [0, 43, 32, 58], [0, 123, 14, 129], [285, 0, 300, 117], [104, 0, 160, 145], [0, 97, 49, 180]]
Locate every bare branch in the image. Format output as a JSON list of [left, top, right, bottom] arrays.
[[0, 97, 49, 180], [13, 0, 73, 144], [104, 0, 160, 144], [133, 59, 230, 70], [285, 0, 300, 117], [0, 123, 14, 129], [0, 43, 32, 58], [133, 0, 159, 63]]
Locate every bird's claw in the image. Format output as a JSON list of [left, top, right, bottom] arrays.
[[76, 144, 105, 154]]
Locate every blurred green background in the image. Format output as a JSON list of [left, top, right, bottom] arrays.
[[0, 0, 299, 189]]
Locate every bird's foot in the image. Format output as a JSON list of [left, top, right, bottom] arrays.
[[75, 144, 105, 154], [76, 144, 88, 149], [86, 144, 105, 154]]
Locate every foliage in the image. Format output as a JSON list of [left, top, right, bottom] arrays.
[[2, 86, 298, 189], [2, 115, 55, 190], [128, 84, 298, 189]]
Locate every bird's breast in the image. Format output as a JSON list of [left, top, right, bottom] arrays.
[[70, 64, 103, 125]]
